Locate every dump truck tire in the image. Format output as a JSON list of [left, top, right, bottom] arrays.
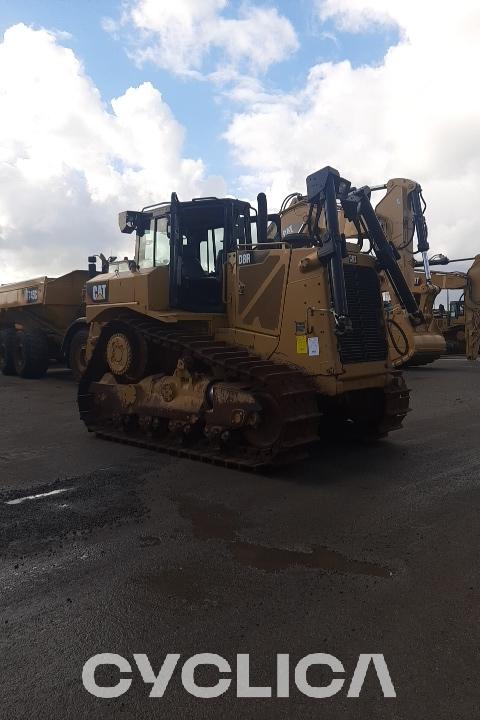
[[69, 327, 89, 382], [0, 328, 16, 375], [13, 329, 49, 378]]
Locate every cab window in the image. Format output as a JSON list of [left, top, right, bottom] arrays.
[[200, 228, 224, 273], [138, 225, 154, 269], [154, 217, 170, 266], [138, 216, 170, 269]]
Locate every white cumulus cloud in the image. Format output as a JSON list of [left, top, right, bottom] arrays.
[[224, 0, 480, 263], [0, 23, 225, 282], [104, 0, 299, 77]]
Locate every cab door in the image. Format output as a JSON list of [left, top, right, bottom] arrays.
[[168, 192, 182, 309]]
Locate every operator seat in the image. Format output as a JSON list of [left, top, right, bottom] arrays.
[[181, 245, 205, 278], [215, 248, 225, 274]]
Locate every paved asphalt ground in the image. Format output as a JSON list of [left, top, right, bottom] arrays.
[[1, 358, 479, 719]]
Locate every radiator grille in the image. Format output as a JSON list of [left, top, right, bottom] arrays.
[[338, 265, 388, 364]]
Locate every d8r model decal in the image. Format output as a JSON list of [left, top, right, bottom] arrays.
[[238, 252, 253, 266]]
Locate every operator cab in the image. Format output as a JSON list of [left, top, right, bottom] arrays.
[[169, 196, 254, 312], [119, 196, 254, 313], [449, 299, 465, 320]]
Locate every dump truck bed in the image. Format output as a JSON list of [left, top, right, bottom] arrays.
[[0, 270, 89, 309]]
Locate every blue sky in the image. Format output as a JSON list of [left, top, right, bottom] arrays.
[[0, 0, 399, 184], [1, 1, 478, 282]]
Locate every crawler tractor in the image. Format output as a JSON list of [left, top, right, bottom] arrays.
[[78, 167, 422, 469]]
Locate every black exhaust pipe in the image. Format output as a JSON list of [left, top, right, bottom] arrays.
[[257, 192, 268, 244]]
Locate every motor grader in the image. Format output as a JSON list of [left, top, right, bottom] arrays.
[[78, 166, 423, 469], [276, 178, 445, 367]]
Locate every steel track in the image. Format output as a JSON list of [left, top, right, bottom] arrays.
[[78, 315, 321, 469]]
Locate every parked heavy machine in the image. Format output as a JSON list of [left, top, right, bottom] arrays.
[[78, 167, 423, 468], [414, 256, 480, 359], [0, 270, 91, 379], [373, 185, 480, 363], [373, 180, 446, 365], [374, 185, 480, 363], [0, 255, 132, 381]]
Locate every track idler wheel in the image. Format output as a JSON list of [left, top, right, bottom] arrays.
[[105, 326, 148, 383]]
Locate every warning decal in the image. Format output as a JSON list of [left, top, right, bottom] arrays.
[[296, 335, 308, 354]]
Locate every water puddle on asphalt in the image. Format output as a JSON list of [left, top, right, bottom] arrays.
[[0, 446, 58, 462], [231, 541, 392, 577], [176, 496, 239, 541], [5, 487, 74, 505], [174, 495, 392, 578]]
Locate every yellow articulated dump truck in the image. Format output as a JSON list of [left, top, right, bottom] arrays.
[[0, 269, 92, 380], [78, 166, 423, 469]]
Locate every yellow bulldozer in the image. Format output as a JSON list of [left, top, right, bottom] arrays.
[[78, 167, 424, 469]]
